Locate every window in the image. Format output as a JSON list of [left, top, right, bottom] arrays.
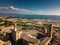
[[0, 29, 1, 31], [3, 44, 5, 45]]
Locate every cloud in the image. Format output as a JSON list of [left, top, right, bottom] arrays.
[[0, 6, 32, 14], [0, 6, 60, 15]]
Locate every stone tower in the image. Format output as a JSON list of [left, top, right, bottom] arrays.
[[47, 24, 52, 37], [11, 23, 22, 42]]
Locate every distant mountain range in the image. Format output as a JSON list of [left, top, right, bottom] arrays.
[[0, 13, 60, 20]]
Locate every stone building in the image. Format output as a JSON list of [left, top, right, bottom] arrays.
[[0, 40, 12, 45]]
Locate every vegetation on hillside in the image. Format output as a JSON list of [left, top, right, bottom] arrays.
[[0, 19, 14, 27]]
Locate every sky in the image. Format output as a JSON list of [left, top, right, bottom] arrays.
[[0, 0, 60, 15]]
